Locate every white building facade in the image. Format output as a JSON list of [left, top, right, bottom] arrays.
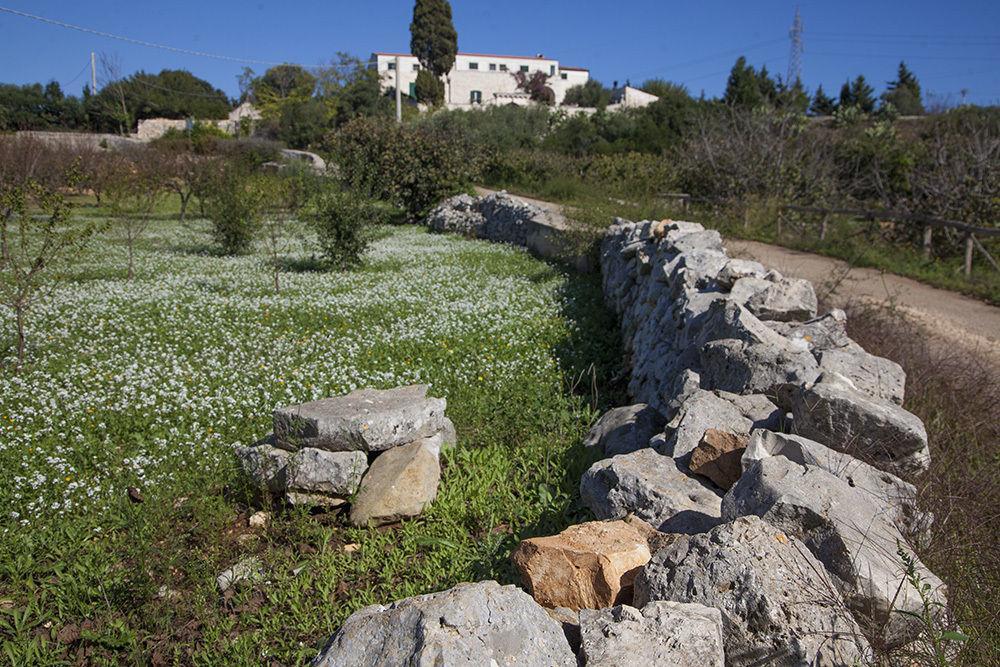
[[373, 52, 589, 108]]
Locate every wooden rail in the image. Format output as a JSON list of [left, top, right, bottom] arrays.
[[657, 193, 999, 278]]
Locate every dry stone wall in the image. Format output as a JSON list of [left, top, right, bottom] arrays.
[[307, 201, 950, 665]]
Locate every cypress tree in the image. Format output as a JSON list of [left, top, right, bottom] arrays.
[[410, 0, 458, 78]]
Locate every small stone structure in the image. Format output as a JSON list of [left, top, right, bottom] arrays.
[[236, 385, 453, 525], [306, 205, 950, 664]]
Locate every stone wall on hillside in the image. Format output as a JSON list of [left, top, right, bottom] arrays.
[[313, 203, 951, 665]]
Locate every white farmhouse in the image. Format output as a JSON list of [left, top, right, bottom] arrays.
[[372, 51, 589, 108]]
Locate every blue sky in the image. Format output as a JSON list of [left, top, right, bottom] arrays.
[[1, 1, 998, 105]]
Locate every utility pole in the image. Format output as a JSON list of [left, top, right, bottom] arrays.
[[787, 6, 803, 86], [90, 51, 97, 94], [395, 56, 402, 124]]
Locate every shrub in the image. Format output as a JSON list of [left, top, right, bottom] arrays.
[[207, 170, 268, 254], [305, 189, 378, 269], [330, 117, 481, 220]]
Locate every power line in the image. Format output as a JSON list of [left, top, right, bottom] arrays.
[[627, 36, 786, 83], [0, 5, 286, 66], [61, 59, 92, 90]]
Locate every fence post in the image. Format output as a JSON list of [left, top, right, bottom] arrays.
[[964, 232, 974, 277], [922, 226, 933, 260], [820, 213, 829, 241]]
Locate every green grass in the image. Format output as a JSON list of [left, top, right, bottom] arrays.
[[0, 216, 623, 664], [485, 180, 1000, 306]]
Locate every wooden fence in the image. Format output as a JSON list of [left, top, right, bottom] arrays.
[[658, 193, 999, 278]]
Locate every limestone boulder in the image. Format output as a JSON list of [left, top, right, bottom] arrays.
[[234, 442, 289, 493], [285, 448, 367, 498], [745, 274, 818, 322], [579, 602, 725, 667], [580, 449, 722, 534], [688, 429, 748, 490], [635, 516, 871, 666], [699, 337, 820, 397], [511, 520, 651, 611], [658, 390, 751, 462], [722, 456, 946, 647], [741, 429, 927, 538], [312, 581, 575, 666], [717, 258, 766, 288], [583, 404, 665, 458], [817, 347, 906, 406], [790, 373, 929, 475], [349, 438, 440, 526], [273, 385, 446, 453], [765, 309, 852, 352]]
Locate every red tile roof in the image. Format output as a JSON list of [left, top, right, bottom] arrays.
[[374, 51, 586, 69]]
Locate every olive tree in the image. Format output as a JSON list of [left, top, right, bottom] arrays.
[[0, 137, 102, 368]]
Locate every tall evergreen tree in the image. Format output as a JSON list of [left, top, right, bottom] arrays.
[[850, 75, 876, 113], [410, 0, 457, 78], [882, 61, 924, 115], [810, 84, 837, 115], [723, 56, 763, 108], [838, 80, 854, 108]]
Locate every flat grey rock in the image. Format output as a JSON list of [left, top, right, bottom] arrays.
[[634, 515, 871, 666], [699, 337, 820, 397], [744, 275, 818, 322], [349, 438, 441, 526], [790, 373, 928, 475], [580, 448, 722, 534], [311, 581, 576, 666], [818, 347, 906, 405], [234, 442, 290, 493], [286, 448, 367, 497], [658, 390, 751, 463], [722, 456, 946, 647], [273, 385, 446, 453], [717, 258, 766, 288], [579, 601, 724, 667], [741, 429, 928, 538], [584, 404, 666, 458]]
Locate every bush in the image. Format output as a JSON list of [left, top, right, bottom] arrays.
[[305, 189, 378, 269], [207, 170, 268, 254], [329, 117, 481, 220]]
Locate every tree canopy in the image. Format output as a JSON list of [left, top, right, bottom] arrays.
[[882, 61, 924, 115], [563, 80, 612, 108], [410, 0, 458, 78]]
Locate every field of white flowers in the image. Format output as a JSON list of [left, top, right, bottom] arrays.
[[0, 217, 621, 663]]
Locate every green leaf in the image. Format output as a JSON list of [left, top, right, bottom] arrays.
[[940, 631, 969, 642]]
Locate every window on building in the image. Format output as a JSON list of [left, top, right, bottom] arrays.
[[409, 82, 416, 98], [499, 64, 508, 72], [470, 90, 482, 104], [387, 61, 396, 71], [520, 65, 529, 73], [560, 72, 568, 80], [550, 65, 555, 76], [412, 63, 419, 71], [489, 63, 497, 71], [469, 62, 479, 70]]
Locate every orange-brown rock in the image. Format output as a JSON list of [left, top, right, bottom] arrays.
[[688, 428, 748, 490], [511, 520, 651, 611]]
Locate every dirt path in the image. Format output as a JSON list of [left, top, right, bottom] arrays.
[[477, 187, 1000, 369]]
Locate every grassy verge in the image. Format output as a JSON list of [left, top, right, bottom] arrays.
[[0, 218, 623, 664], [484, 180, 1000, 306], [844, 304, 999, 665]]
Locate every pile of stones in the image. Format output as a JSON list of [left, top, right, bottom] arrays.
[[307, 215, 950, 665], [235, 385, 454, 526]]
